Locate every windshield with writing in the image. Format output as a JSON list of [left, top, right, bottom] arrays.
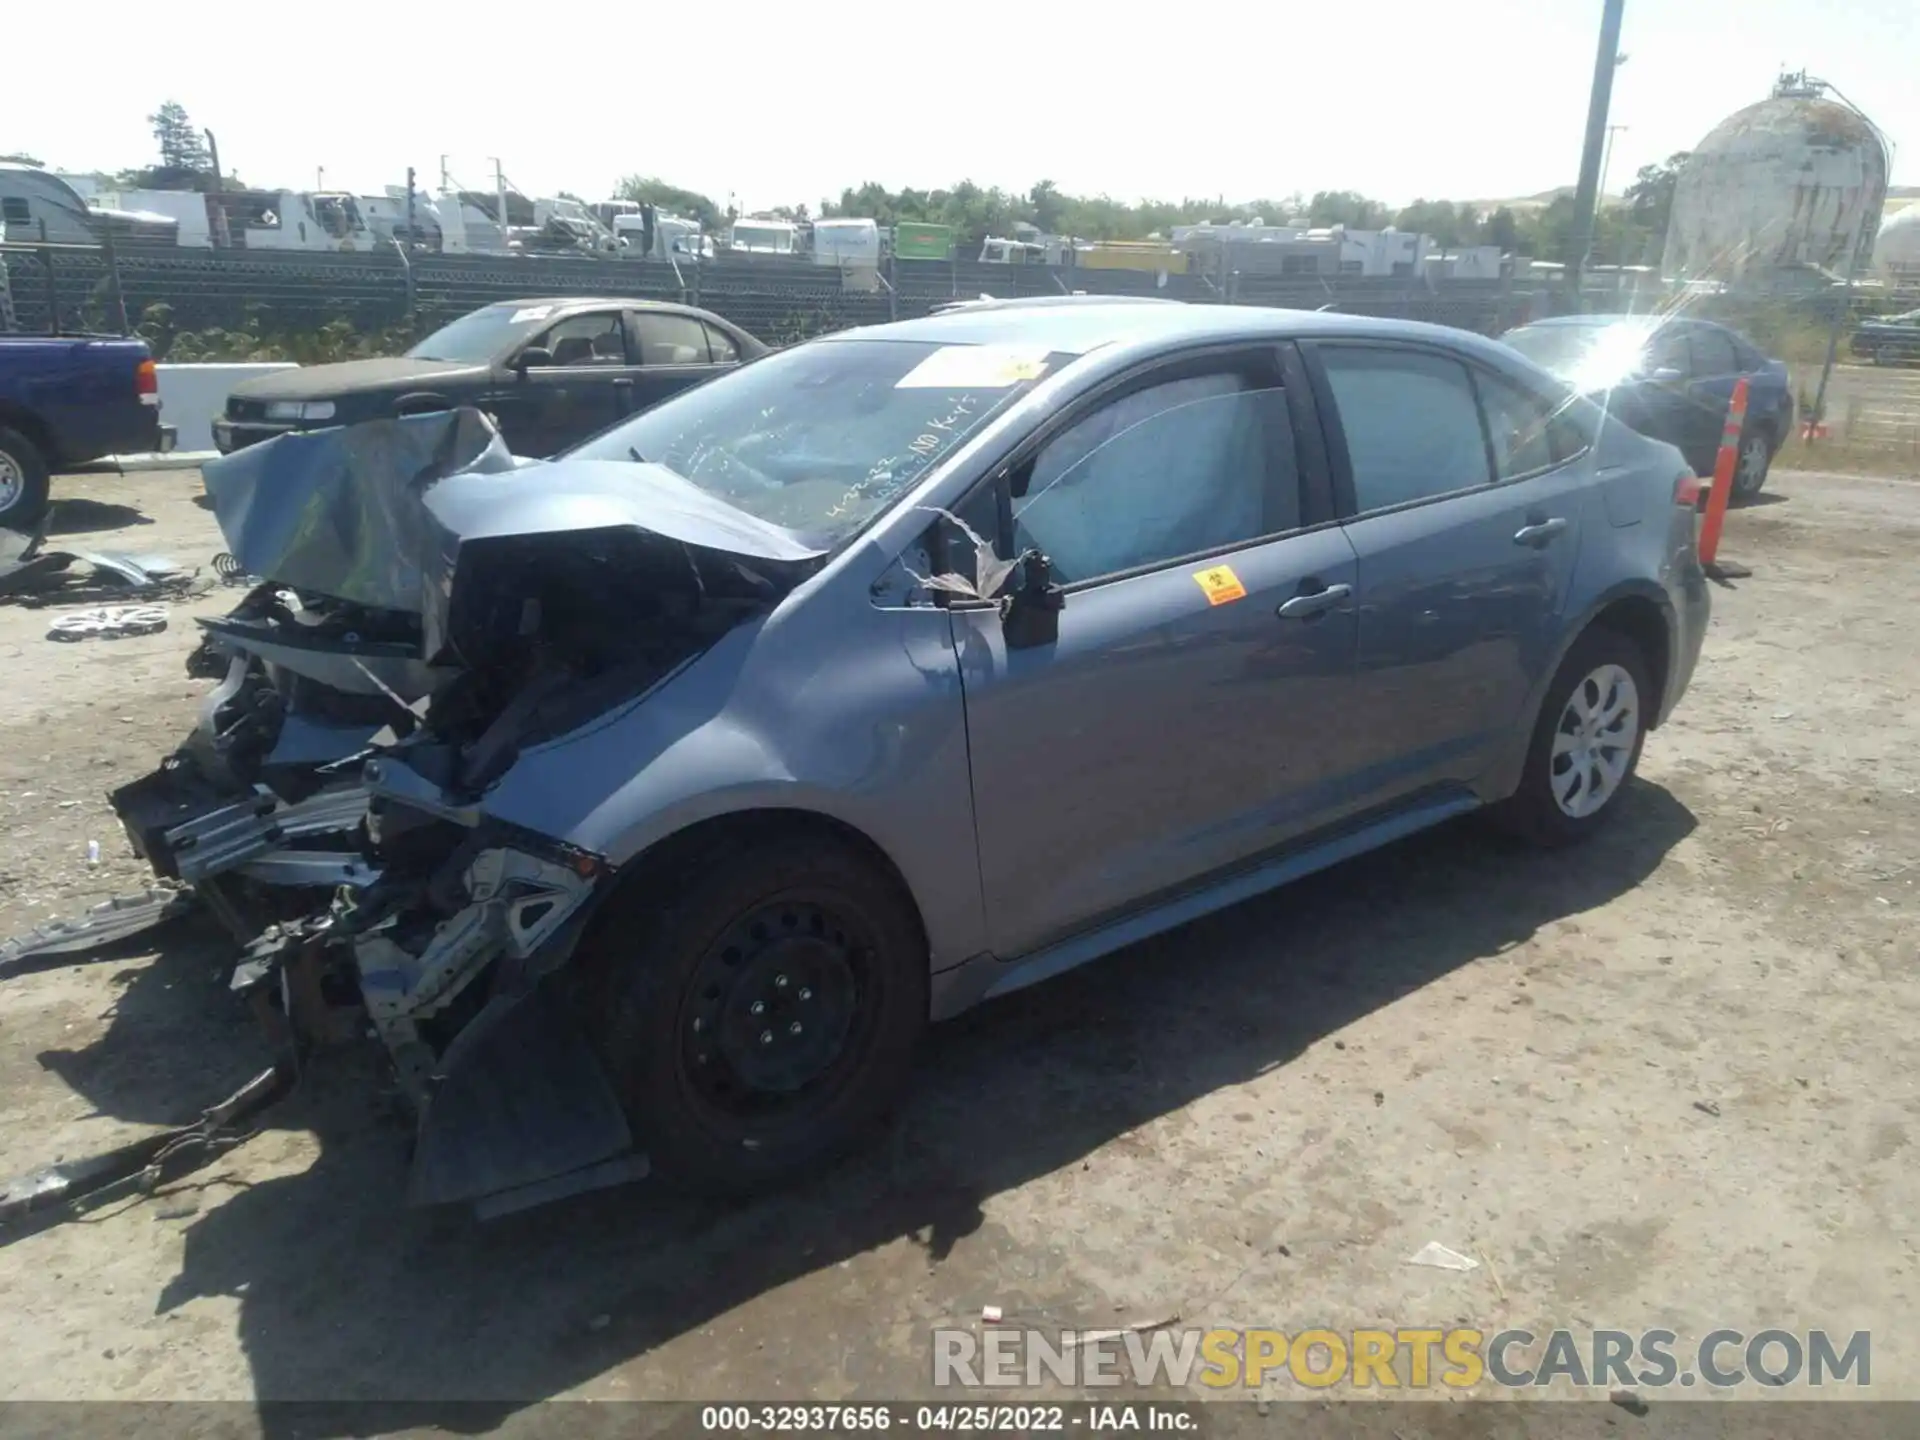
[[567, 340, 1066, 544]]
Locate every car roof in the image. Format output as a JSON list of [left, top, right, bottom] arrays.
[[477, 296, 717, 317], [1514, 312, 1726, 334], [816, 298, 1516, 362]]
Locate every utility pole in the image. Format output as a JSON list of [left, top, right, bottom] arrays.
[[491, 157, 508, 239], [1564, 0, 1627, 307], [317, 166, 326, 192], [204, 129, 221, 189], [405, 165, 417, 247]]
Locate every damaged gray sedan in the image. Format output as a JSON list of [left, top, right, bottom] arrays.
[[105, 298, 1709, 1218]]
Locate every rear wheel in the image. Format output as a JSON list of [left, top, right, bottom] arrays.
[[0, 427, 51, 530], [1490, 626, 1651, 848], [586, 830, 928, 1195]]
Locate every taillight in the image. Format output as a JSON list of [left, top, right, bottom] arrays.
[[135, 358, 159, 405], [1673, 470, 1704, 508]]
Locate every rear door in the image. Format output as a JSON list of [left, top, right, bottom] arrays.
[[950, 345, 1364, 959], [498, 308, 634, 455], [1305, 341, 1588, 806], [627, 310, 728, 412]]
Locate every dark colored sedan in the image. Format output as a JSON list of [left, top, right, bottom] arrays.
[[214, 298, 766, 458], [1849, 308, 1920, 366], [1500, 315, 1794, 500]]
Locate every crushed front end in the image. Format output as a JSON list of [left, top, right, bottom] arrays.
[[103, 406, 825, 1215]]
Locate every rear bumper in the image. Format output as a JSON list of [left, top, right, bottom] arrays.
[[56, 406, 165, 468], [1661, 533, 1712, 726]]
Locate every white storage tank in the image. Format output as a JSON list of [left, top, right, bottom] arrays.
[[1662, 72, 1889, 286], [1872, 205, 1920, 285]]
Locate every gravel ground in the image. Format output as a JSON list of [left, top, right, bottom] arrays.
[[0, 465, 1915, 1422]]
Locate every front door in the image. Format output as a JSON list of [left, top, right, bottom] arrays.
[[1308, 342, 1586, 805], [951, 349, 1362, 960], [496, 309, 636, 456]]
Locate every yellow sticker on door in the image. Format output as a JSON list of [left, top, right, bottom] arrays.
[[1192, 565, 1248, 606]]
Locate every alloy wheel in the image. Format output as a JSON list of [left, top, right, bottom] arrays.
[[1550, 663, 1640, 818]]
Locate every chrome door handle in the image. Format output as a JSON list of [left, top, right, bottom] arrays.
[[1277, 583, 1352, 619], [1514, 517, 1569, 548]]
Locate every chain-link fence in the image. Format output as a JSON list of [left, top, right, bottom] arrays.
[[4, 238, 1914, 465], [0, 240, 1545, 346]]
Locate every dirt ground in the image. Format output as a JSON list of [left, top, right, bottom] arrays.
[[0, 461, 1916, 1420]]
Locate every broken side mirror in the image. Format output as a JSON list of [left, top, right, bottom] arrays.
[[514, 346, 553, 372], [1002, 553, 1064, 651]]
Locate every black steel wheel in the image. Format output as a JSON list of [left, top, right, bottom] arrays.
[[586, 829, 927, 1194]]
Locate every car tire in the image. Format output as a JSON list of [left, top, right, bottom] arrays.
[[0, 426, 52, 530], [1489, 626, 1652, 849], [585, 829, 928, 1196], [1731, 423, 1773, 501]]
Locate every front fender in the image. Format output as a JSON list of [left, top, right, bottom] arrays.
[[455, 596, 990, 972]]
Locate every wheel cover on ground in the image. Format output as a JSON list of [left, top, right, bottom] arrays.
[[1550, 663, 1640, 818], [675, 894, 876, 1133]]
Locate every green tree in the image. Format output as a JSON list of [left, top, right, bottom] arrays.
[[1481, 206, 1522, 253], [0, 152, 44, 167], [1623, 151, 1689, 259], [1306, 190, 1391, 229], [148, 102, 211, 172], [615, 175, 723, 231], [1394, 199, 1476, 249], [1028, 179, 1065, 234]]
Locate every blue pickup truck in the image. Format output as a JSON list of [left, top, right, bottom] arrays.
[[0, 334, 172, 527]]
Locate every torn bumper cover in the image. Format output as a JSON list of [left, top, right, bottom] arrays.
[[97, 406, 828, 1214]]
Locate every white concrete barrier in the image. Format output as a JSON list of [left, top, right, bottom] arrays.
[[156, 362, 300, 453]]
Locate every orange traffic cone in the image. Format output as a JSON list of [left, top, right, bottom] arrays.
[[1697, 378, 1752, 581]]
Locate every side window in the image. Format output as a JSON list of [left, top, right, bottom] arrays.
[[1, 197, 31, 226], [1646, 327, 1690, 376], [1689, 328, 1738, 377], [631, 312, 713, 366], [1319, 347, 1490, 512], [1474, 371, 1562, 479], [1011, 369, 1295, 586], [539, 312, 625, 367], [704, 324, 740, 364]]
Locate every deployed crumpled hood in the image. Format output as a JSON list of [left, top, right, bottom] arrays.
[[421, 460, 828, 563], [230, 356, 487, 402], [203, 407, 521, 611], [202, 407, 827, 615]]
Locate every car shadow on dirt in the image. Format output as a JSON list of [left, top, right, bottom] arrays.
[[45, 498, 155, 536], [26, 783, 1695, 1424]]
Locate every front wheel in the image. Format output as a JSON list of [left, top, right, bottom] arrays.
[[1490, 627, 1651, 848], [585, 831, 928, 1195]]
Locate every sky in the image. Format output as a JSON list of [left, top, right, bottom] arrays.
[[4, 0, 1914, 212]]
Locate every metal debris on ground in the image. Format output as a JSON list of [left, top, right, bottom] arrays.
[[1406, 1241, 1480, 1272], [0, 1064, 289, 1231], [212, 552, 257, 587], [3, 516, 207, 608], [1693, 1099, 1722, 1117], [46, 605, 170, 642], [0, 884, 199, 978], [1061, 1312, 1182, 1348]]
